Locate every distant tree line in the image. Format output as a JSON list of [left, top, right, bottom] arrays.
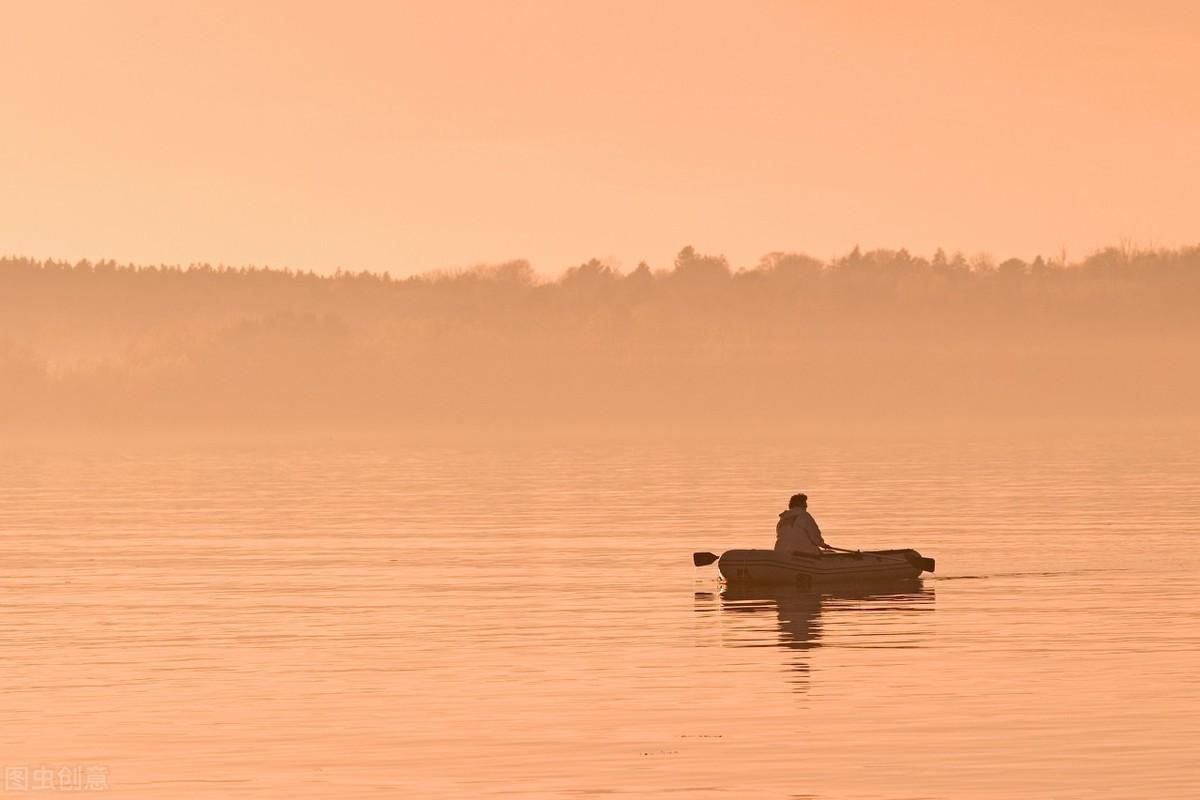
[[1, 245, 1197, 428]]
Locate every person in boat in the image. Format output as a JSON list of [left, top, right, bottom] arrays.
[[775, 493, 829, 557]]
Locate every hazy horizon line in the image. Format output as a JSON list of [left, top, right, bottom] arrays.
[[6, 240, 1192, 281]]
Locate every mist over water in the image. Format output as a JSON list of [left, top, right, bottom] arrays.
[[3, 244, 1198, 429]]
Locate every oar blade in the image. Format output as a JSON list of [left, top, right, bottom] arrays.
[[693, 551, 719, 567]]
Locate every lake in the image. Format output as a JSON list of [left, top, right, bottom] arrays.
[[2, 429, 1198, 798]]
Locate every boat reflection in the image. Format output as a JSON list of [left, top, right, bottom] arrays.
[[696, 580, 934, 692]]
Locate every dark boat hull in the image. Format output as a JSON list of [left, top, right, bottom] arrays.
[[718, 548, 933, 586]]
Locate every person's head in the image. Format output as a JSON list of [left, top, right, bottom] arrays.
[[789, 493, 808, 510]]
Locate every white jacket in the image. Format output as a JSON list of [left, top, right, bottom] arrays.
[[774, 508, 826, 556]]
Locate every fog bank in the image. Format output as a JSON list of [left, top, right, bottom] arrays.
[[3, 245, 1197, 431]]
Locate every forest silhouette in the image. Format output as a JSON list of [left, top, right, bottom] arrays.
[[3, 245, 1197, 430]]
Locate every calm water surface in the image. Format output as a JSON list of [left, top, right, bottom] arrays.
[[2, 431, 1198, 798]]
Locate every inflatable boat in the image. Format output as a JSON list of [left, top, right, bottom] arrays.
[[693, 548, 935, 586]]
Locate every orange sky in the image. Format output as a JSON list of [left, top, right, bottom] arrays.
[[2, 1, 1197, 275]]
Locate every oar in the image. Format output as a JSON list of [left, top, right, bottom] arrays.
[[825, 545, 935, 572], [693, 551, 719, 567], [825, 544, 887, 559]]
